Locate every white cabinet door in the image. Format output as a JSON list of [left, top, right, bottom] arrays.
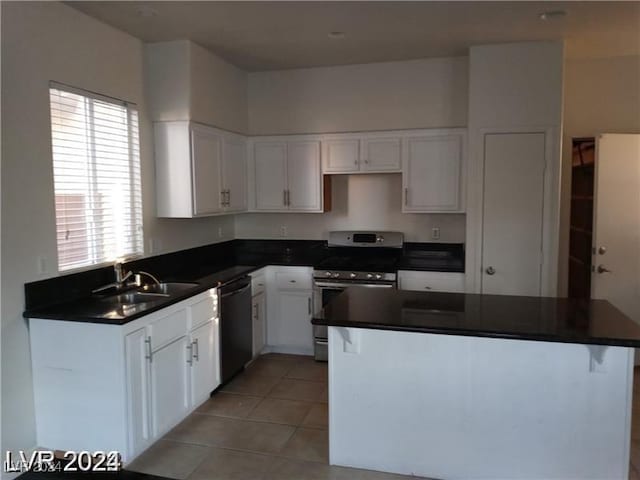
[[398, 271, 466, 293], [191, 125, 223, 215], [124, 328, 151, 458], [150, 336, 190, 437], [287, 141, 321, 211], [254, 142, 288, 210], [223, 135, 247, 212], [189, 321, 218, 408], [482, 133, 545, 296], [323, 138, 360, 173], [362, 137, 402, 172], [403, 135, 463, 212], [252, 291, 266, 358], [274, 290, 313, 351]]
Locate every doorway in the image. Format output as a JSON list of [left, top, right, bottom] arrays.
[[568, 138, 596, 299]]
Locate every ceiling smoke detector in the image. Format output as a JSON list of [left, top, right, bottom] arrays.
[[327, 31, 346, 40], [539, 10, 567, 21]]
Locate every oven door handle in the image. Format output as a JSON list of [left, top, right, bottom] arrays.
[[314, 282, 395, 289]]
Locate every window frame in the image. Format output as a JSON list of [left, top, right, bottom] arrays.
[[49, 81, 144, 273]]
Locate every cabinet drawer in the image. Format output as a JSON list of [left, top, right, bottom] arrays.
[[398, 271, 465, 293], [149, 309, 188, 351], [275, 271, 312, 290], [251, 274, 266, 296], [189, 292, 218, 330]]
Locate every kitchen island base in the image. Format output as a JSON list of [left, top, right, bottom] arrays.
[[328, 326, 633, 480]]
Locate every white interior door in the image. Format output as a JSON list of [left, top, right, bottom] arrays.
[[592, 134, 640, 325], [482, 133, 546, 296], [287, 141, 321, 211], [254, 142, 287, 210]]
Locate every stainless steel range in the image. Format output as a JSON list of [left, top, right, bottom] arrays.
[[312, 231, 403, 360]]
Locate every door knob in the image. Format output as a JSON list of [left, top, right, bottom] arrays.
[[597, 246, 607, 255], [596, 265, 612, 274], [485, 266, 496, 275]]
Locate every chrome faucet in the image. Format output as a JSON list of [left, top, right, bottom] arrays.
[[92, 260, 161, 294]]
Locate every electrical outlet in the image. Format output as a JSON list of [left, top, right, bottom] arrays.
[[431, 227, 441, 240], [280, 226, 288, 237]]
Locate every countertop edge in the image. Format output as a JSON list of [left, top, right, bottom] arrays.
[[311, 318, 640, 349]]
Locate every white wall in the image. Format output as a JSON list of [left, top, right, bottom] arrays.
[[235, 174, 465, 242], [248, 57, 468, 135], [242, 57, 469, 242], [144, 40, 248, 134], [0, 2, 232, 461], [558, 55, 640, 295]]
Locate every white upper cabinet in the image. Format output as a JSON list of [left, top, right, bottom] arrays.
[[222, 134, 248, 212], [323, 137, 360, 173], [254, 141, 288, 210], [191, 124, 224, 216], [252, 138, 323, 212], [287, 141, 322, 211], [402, 132, 465, 213], [155, 121, 248, 218], [361, 136, 402, 172], [323, 134, 402, 174]]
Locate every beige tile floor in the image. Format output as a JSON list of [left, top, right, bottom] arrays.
[[129, 353, 418, 480], [129, 355, 640, 480]]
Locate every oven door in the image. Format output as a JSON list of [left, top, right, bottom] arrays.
[[313, 280, 395, 338]]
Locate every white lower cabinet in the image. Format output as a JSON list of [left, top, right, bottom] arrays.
[[189, 320, 219, 406], [149, 336, 191, 438], [398, 270, 466, 293], [252, 291, 266, 358], [265, 266, 314, 355], [29, 288, 220, 464]]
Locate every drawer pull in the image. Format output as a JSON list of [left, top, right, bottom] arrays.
[[290, 280, 296, 283], [192, 339, 199, 361], [424, 286, 432, 290], [145, 336, 153, 363]]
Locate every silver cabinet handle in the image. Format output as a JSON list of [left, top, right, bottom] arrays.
[[221, 190, 226, 207], [186, 342, 193, 365], [308, 297, 312, 315], [485, 266, 496, 275], [227, 190, 231, 207], [192, 339, 199, 361], [424, 286, 432, 290], [596, 265, 612, 274], [404, 188, 408, 206], [283, 189, 287, 207], [286, 189, 291, 206], [145, 336, 153, 363]]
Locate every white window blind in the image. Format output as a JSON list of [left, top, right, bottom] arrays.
[[49, 83, 143, 272]]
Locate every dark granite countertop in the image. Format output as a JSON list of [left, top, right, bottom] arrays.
[[312, 287, 640, 348], [24, 239, 465, 325], [24, 265, 259, 325]]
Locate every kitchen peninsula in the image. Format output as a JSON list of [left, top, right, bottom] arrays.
[[313, 287, 640, 480]]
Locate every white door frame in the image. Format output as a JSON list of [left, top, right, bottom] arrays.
[[465, 125, 562, 296]]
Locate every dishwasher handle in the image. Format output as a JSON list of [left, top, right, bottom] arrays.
[[220, 283, 251, 299]]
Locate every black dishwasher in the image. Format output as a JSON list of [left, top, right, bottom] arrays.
[[219, 276, 253, 384]]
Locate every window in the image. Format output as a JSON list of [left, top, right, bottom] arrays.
[[49, 83, 143, 271]]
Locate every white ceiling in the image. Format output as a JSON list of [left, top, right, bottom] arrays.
[[69, 1, 640, 71]]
